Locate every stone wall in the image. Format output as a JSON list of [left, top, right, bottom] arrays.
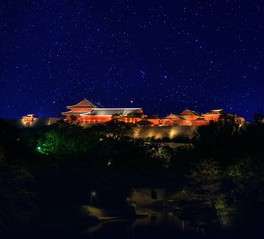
[[133, 125, 195, 140]]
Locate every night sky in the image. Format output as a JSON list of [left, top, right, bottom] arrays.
[[1, 0, 264, 120]]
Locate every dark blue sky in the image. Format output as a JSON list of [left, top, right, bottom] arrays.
[[1, 0, 263, 120]]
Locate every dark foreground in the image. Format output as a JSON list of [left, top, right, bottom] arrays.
[[0, 208, 263, 239]]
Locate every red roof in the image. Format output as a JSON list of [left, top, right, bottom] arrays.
[[67, 98, 96, 109], [180, 109, 201, 116], [166, 113, 180, 119]]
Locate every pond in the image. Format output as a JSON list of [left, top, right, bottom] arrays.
[[0, 208, 262, 239]]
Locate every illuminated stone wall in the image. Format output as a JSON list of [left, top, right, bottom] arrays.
[[21, 117, 61, 127], [133, 125, 195, 140]]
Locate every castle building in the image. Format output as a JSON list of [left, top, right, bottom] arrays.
[[203, 109, 226, 122], [61, 99, 245, 127], [21, 114, 60, 127], [61, 98, 98, 119], [22, 114, 37, 126], [62, 98, 144, 124]]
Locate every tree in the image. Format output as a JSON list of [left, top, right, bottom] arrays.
[[186, 159, 228, 226], [0, 162, 36, 227], [92, 121, 135, 141], [226, 157, 264, 225], [192, 119, 243, 167], [253, 112, 264, 124], [0, 119, 22, 162]]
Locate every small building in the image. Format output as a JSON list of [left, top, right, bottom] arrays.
[[180, 109, 201, 121], [21, 114, 60, 127], [191, 116, 208, 126], [22, 114, 37, 126], [130, 188, 166, 207], [202, 109, 225, 122]]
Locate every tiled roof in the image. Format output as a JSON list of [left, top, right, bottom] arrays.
[[180, 109, 201, 116], [62, 111, 88, 115], [204, 109, 225, 115], [67, 98, 97, 108], [81, 108, 142, 116], [136, 119, 153, 125], [177, 115, 190, 120], [67, 105, 94, 108], [166, 113, 180, 119], [146, 115, 160, 119], [193, 117, 206, 121]]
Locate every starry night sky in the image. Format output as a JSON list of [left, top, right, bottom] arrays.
[[1, 0, 263, 120]]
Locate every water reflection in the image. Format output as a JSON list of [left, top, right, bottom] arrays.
[[83, 208, 207, 239], [2, 208, 256, 239]]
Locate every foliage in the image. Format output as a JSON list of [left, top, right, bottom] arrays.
[[253, 112, 264, 124], [177, 118, 264, 227], [188, 159, 222, 195], [192, 119, 242, 163], [1, 115, 264, 229], [185, 159, 235, 226], [92, 120, 136, 140], [0, 119, 23, 162], [31, 121, 164, 208], [0, 162, 36, 227]]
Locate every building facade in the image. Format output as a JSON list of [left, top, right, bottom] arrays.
[[62, 98, 144, 124], [61, 98, 245, 127]]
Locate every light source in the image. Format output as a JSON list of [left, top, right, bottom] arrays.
[[90, 191, 96, 206]]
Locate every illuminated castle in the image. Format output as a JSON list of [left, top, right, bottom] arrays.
[[21, 114, 60, 127], [61, 98, 144, 124], [61, 99, 245, 127]]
